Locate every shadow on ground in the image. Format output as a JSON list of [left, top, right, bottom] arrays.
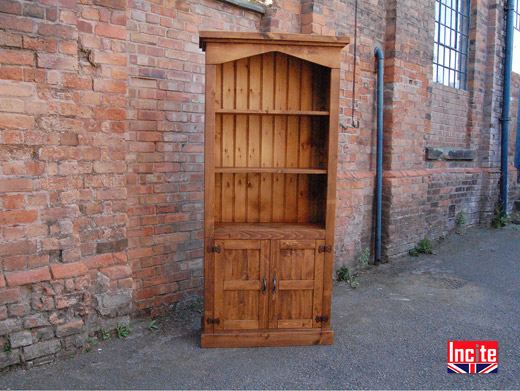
[[2, 226, 520, 390]]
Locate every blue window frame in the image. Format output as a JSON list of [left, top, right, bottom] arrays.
[[516, 0, 520, 29]]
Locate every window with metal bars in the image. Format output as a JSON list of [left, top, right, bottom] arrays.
[[516, 0, 520, 29], [433, 0, 471, 89], [513, 0, 520, 74]]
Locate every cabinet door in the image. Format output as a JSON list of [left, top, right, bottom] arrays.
[[214, 240, 269, 330], [269, 240, 324, 329]]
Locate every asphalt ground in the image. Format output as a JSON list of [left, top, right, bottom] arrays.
[[1, 226, 519, 390]]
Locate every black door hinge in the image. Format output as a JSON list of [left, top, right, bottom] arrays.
[[318, 245, 332, 253], [315, 315, 329, 323], [208, 245, 221, 253], [206, 318, 220, 325]]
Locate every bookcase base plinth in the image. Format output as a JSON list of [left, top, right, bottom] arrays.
[[201, 329, 334, 348]]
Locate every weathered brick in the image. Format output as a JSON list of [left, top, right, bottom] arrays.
[[0, 319, 20, 336], [0, 288, 20, 305], [59, 10, 77, 25], [81, 8, 99, 20], [0, 350, 20, 369], [96, 239, 128, 254], [60, 133, 78, 146], [0, 0, 21, 15], [95, 290, 132, 316], [82, 254, 114, 269], [23, 339, 61, 360], [10, 331, 32, 348], [0, 179, 35, 193], [0, 49, 34, 66], [3, 256, 26, 271], [91, 51, 127, 66], [23, 314, 50, 329], [0, 98, 25, 113], [0, 240, 37, 257], [0, 31, 23, 47], [100, 265, 132, 280], [37, 23, 77, 40], [37, 53, 78, 70], [0, 13, 34, 33], [8, 302, 29, 317], [93, 80, 126, 93], [94, 24, 126, 40], [0, 81, 33, 97], [94, 0, 127, 9], [56, 320, 84, 337], [23, 4, 45, 19], [5, 267, 51, 286], [1, 195, 24, 211], [0, 210, 38, 225], [50, 262, 88, 279], [1, 130, 23, 144], [0, 114, 34, 129]]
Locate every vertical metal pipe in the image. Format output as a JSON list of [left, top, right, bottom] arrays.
[[374, 47, 384, 263], [501, 0, 515, 213], [516, 74, 520, 182], [516, 91, 520, 182]]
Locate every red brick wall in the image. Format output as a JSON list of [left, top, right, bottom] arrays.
[[329, 0, 386, 266], [125, 0, 263, 314], [0, 0, 133, 368], [430, 86, 470, 148], [510, 72, 520, 205]]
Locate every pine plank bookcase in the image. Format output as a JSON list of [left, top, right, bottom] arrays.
[[200, 32, 349, 348]]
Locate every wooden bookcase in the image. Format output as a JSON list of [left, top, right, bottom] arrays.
[[199, 32, 349, 348]]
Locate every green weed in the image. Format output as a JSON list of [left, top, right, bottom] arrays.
[[456, 212, 467, 235], [116, 324, 132, 339], [492, 204, 510, 228], [336, 266, 359, 288], [409, 238, 434, 257], [146, 320, 159, 331], [358, 247, 370, 269], [4, 336, 11, 355]]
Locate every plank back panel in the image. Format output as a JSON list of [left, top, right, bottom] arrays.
[[214, 53, 329, 224]]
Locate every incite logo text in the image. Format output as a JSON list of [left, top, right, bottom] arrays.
[[447, 341, 498, 373]]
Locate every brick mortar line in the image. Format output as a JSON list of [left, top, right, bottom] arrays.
[[338, 167, 518, 180]]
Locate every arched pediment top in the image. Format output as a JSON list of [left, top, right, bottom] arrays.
[[200, 31, 349, 69]]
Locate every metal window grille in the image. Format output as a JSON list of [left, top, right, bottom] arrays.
[[433, 0, 471, 89]]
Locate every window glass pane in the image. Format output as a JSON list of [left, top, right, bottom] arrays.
[[433, 0, 471, 89], [514, 2, 520, 74]]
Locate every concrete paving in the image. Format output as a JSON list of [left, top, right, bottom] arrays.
[[1, 226, 520, 390]]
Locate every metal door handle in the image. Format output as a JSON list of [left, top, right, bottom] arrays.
[[273, 276, 277, 294], [262, 277, 267, 295]]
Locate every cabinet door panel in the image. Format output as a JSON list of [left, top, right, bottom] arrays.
[[269, 240, 324, 329], [214, 240, 269, 331]]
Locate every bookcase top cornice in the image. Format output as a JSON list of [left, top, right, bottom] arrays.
[[199, 31, 349, 68]]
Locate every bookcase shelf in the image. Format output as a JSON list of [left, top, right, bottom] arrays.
[[215, 168, 327, 175], [215, 222, 326, 240], [216, 109, 330, 116], [201, 31, 348, 348]]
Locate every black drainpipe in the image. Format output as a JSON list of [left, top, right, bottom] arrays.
[[374, 47, 384, 263]]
